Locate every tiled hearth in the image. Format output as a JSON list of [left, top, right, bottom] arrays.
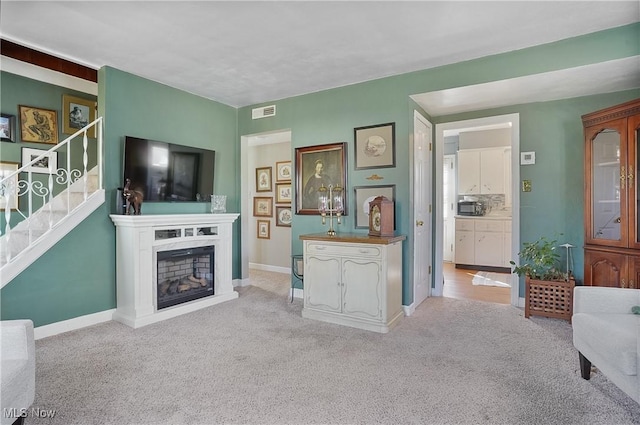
[[110, 213, 239, 328]]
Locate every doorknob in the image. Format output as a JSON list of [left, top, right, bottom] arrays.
[[416, 220, 424, 226]]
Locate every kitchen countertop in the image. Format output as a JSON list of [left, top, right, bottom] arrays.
[[455, 215, 512, 220]]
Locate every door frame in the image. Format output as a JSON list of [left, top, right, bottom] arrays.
[[434, 114, 520, 306]]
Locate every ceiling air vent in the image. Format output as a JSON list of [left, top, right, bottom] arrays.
[[252, 105, 276, 119]]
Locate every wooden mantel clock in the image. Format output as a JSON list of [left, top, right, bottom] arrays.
[[368, 196, 394, 237]]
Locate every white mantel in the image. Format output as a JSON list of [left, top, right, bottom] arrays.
[[110, 213, 239, 328]]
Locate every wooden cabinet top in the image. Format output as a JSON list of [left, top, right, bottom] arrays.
[[300, 233, 406, 245]]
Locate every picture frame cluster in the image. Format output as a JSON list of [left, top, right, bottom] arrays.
[[253, 160, 292, 239]]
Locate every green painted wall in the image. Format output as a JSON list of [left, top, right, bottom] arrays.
[[1, 67, 238, 326], [237, 23, 640, 306]]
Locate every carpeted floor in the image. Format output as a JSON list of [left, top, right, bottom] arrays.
[[29, 270, 640, 425]]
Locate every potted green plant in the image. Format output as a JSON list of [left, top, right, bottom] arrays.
[[510, 236, 574, 321]]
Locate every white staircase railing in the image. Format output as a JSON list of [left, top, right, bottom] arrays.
[[0, 117, 103, 283]]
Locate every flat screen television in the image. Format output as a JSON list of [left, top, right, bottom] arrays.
[[123, 136, 215, 202]]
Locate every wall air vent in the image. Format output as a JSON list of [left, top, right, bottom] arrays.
[[252, 105, 276, 119]]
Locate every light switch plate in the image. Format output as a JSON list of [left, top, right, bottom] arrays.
[[522, 180, 532, 192], [521, 152, 535, 165]]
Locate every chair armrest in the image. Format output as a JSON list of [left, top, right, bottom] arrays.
[[573, 286, 640, 314], [0, 320, 35, 362]]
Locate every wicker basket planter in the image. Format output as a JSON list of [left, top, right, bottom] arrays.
[[525, 277, 575, 322]]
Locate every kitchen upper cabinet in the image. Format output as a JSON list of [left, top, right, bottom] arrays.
[[583, 98, 640, 288], [457, 148, 507, 195]]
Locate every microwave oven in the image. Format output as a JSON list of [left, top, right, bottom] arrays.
[[458, 201, 486, 216]]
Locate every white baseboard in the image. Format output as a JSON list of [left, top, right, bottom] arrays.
[[290, 287, 303, 301], [34, 309, 115, 340], [402, 303, 415, 317], [234, 278, 251, 287], [249, 262, 291, 274], [518, 297, 525, 308]]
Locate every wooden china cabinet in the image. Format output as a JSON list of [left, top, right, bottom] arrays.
[[583, 98, 640, 288]]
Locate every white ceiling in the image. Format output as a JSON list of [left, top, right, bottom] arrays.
[[1, 1, 639, 115]]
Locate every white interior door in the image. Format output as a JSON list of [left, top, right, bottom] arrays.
[[413, 111, 432, 308], [443, 155, 455, 262]]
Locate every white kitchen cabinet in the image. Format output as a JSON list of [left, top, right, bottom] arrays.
[[457, 148, 508, 195], [300, 233, 406, 333], [455, 217, 511, 268], [457, 150, 480, 194]]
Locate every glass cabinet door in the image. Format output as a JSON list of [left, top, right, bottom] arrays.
[[587, 120, 627, 247], [630, 114, 640, 248]]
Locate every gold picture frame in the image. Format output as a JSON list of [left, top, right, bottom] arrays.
[[62, 94, 96, 138], [253, 196, 273, 217], [275, 183, 292, 204], [19, 105, 59, 144], [256, 166, 272, 192], [0, 161, 19, 211], [276, 161, 292, 182], [257, 219, 271, 239]]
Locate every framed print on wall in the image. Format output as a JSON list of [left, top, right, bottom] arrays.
[[0, 114, 16, 143], [0, 161, 19, 211], [256, 166, 272, 192], [354, 122, 395, 170], [353, 184, 396, 228], [253, 196, 273, 217], [257, 220, 271, 239], [62, 94, 96, 138], [276, 161, 292, 182], [276, 206, 292, 227], [22, 147, 58, 174], [275, 183, 292, 204], [19, 105, 59, 144], [295, 142, 347, 215]]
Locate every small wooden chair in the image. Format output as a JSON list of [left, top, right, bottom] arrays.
[[291, 255, 304, 302]]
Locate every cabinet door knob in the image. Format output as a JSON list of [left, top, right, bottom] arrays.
[[416, 220, 424, 226], [620, 166, 626, 189]]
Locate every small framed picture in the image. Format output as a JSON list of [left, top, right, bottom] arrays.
[[256, 166, 272, 192], [22, 147, 58, 174], [62, 94, 96, 138], [276, 161, 292, 182], [0, 114, 16, 143], [353, 185, 396, 228], [275, 183, 292, 204], [276, 206, 292, 227], [0, 161, 19, 210], [253, 196, 273, 217], [354, 122, 395, 170], [19, 105, 59, 144], [257, 219, 270, 239]]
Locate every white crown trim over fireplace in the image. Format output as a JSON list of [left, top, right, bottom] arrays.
[[110, 213, 240, 328]]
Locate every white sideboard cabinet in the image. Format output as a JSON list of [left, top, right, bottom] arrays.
[[300, 233, 406, 333]]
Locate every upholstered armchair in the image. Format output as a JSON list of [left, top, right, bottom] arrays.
[[572, 286, 639, 404], [1, 320, 35, 425]]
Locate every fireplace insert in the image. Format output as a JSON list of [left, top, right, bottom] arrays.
[[156, 246, 214, 309]]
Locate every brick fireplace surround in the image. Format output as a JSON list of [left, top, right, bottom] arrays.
[[110, 214, 239, 328]]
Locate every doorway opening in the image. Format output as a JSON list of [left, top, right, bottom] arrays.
[[434, 114, 520, 307]]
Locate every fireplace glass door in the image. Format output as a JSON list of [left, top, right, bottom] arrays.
[[156, 246, 214, 309]]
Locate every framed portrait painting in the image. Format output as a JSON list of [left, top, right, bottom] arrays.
[[257, 220, 270, 239], [0, 114, 16, 143], [22, 147, 58, 174], [295, 142, 347, 215], [256, 166, 272, 192], [62, 94, 96, 138], [253, 196, 273, 217], [353, 185, 396, 228], [276, 161, 292, 182], [0, 161, 19, 210], [19, 105, 59, 144], [276, 206, 292, 227], [354, 122, 395, 170]]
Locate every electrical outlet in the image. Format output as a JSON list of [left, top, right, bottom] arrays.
[[522, 180, 532, 192]]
